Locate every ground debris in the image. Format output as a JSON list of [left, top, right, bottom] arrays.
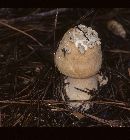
[[0, 8, 130, 127]]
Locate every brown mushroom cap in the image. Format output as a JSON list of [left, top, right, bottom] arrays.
[[55, 27, 102, 78]]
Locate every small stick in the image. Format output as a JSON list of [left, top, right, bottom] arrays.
[[53, 8, 58, 48], [8, 8, 71, 24], [84, 113, 123, 127], [0, 21, 43, 47], [105, 49, 130, 54]]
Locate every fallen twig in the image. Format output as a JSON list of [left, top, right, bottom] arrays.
[[84, 113, 123, 127], [105, 49, 130, 54], [0, 21, 43, 47], [8, 8, 71, 24]]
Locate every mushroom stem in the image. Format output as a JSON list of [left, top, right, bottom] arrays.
[[64, 76, 98, 110]]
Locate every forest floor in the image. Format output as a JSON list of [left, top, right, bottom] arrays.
[[0, 8, 130, 127]]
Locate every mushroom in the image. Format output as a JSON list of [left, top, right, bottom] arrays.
[[107, 20, 126, 39], [54, 24, 106, 111]]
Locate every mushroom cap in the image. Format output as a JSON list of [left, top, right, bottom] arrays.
[[55, 25, 102, 78], [64, 76, 98, 110]]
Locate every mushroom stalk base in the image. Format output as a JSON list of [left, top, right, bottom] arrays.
[[64, 76, 98, 111]]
